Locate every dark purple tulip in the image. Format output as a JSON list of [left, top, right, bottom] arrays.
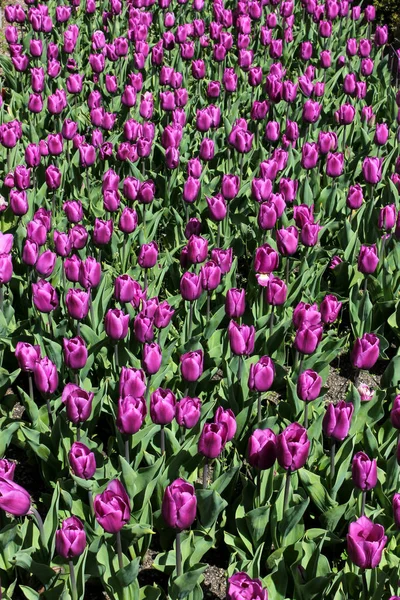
[[63, 336, 87, 370], [248, 429, 277, 469], [322, 401, 354, 441], [347, 516, 386, 569], [351, 333, 380, 370], [0, 477, 31, 516], [390, 396, 400, 429], [15, 342, 41, 372], [320, 295, 342, 324], [175, 397, 202, 429], [180, 350, 203, 382], [228, 321, 255, 356], [142, 343, 162, 375], [94, 480, 130, 533], [294, 324, 323, 355], [358, 244, 379, 274], [69, 442, 96, 480], [150, 388, 176, 425], [104, 309, 129, 340], [276, 423, 310, 471], [297, 370, 322, 402], [225, 288, 245, 318], [56, 517, 86, 560], [33, 357, 58, 395], [117, 396, 147, 435], [162, 479, 197, 531], [62, 383, 93, 424], [352, 451, 377, 490], [248, 356, 275, 393], [214, 407, 236, 441], [198, 422, 228, 458], [65, 289, 90, 321]]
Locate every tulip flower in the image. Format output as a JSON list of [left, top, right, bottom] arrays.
[[180, 350, 203, 382], [0, 459, 15, 480], [175, 397, 201, 429], [347, 516, 386, 569], [0, 476, 31, 516], [352, 451, 377, 515], [277, 423, 310, 510], [69, 442, 96, 480], [94, 479, 130, 537], [248, 429, 277, 470], [393, 493, 400, 529], [351, 333, 379, 371], [227, 573, 268, 600]]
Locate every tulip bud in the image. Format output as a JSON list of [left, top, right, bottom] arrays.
[[56, 517, 86, 560], [276, 423, 310, 471], [175, 397, 201, 429], [198, 422, 228, 458], [352, 451, 377, 490], [69, 442, 96, 479], [322, 401, 354, 441], [117, 396, 147, 434], [247, 429, 277, 469], [63, 336, 87, 370], [94, 480, 130, 533], [150, 388, 176, 425], [162, 479, 197, 530]]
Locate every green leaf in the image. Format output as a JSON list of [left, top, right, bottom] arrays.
[[116, 556, 140, 587], [298, 469, 337, 513], [196, 489, 228, 529], [279, 497, 310, 539], [170, 564, 207, 600]]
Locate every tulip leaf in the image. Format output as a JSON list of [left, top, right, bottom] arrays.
[[298, 469, 337, 513], [170, 564, 207, 600], [43, 482, 60, 555], [196, 489, 228, 529], [279, 497, 310, 540], [116, 556, 140, 587]]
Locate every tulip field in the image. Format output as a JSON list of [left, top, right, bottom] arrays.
[[2, 0, 400, 597]]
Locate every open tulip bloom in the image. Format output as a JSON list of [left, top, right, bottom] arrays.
[[1, 0, 400, 596]]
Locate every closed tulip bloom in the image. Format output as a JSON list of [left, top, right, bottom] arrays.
[[248, 356, 275, 392], [301, 143, 319, 169], [347, 516, 386, 569], [64, 256, 81, 283], [63, 336, 87, 370], [293, 302, 321, 329], [211, 248, 233, 274], [265, 277, 287, 305], [276, 423, 310, 471], [15, 342, 41, 372], [93, 219, 113, 245], [352, 451, 377, 490], [94, 480, 130, 533], [104, 309, 129, 340], [254, 244, 279, 273], [335, 104, 355, 125], [33, 356, 58, 394], [390, 396, 400, 429], [79, 257, 101, 290], [214, 407, 236, 441], [300, 222, 321, 247], [322, 401, 354, 441], [297, 369, 322, 401], [362, 157, 382, 184], [225, 288, 245, 318], [32, 280, 59, 313], [69, 442, 96, 479], [150, 388, 176, 425], [326, 153, 344, 178], [138, 242, 158, 269], [180, 350, 204, 382], [393, 494, 400, 529], [374, 123, 389, 146], [10, 190, 28, 216], [199, 421, 228, 458], [252, 178, 272, 203], [62, 383, 93, 424], [142, 343, 162, 375], [162, 478, 197, 531], [27, 220, 47, 246], [378, 205, 396, 230], [294, 324, 323, 355], [175, 397, 201, 429], [36, 250, 56, 278], [351, 333, 379, 370], [258, 201, 277, 230], [117, 395, 146, 435], [302, 100, 321, 124], [358, 244, 379, 274], [318, 131, 338, 155], [227, 573, 268, 600], [66, 289, 89, 321], [221, 175, 240, 201], [276, 227, 298, 256], [0, 476, 31, 516], [201, 261, 221, 291], [153, 301, 174, 329], [347, 184, 364, 209], [228, 321, 255, 356], [56, 516, 86, 560], [248, 429, 277, 470], [119, 367, 146, 398], [207, 195, 227, 221], [320, 295, 342, 324]]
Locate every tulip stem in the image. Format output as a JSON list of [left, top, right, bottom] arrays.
[[0, 286, 3, 312], [285, 258, 290, 286], [76, 426, 80, 442], [90, 291, 95, 326], [269, 306, 274, 336], [116, 530, 123, 571], [88, 490, 94, 517], [206, 292, 211, 321], [125, 439, 130, 463], [217, 221, 221, 248], [30, 507, 46, 547], [69, 560, 78, 600], [361, 491, 366, 516], [238, 356, 243, 386], [203, 459, 208, 489], [304, 404, 309, 429], [176, 531, 182, 578], [29, 375, 34, 402], [362, 570, 368, 600], [46, 397, 53, 428], [160, 425, 165, 455], [257, 471, 262, 508], [257, 392, 262, 422], [330, 440, 336, 485], [188, 302, 194, 339], [354, 368, 360, 388], [283, 470, 291, 512], [114, 343, 119, 369]]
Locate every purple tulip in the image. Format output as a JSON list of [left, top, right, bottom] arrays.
[[33, 357, 58, 395], [180, 350, 204, 382], [248, 356, 275, 392], [150, 388, 176, 425], [15, 342, 41, 372], [117, 396, 147, 435], [322, 401, 354, 441], [351, 333, 380, 370], [228, 321, 255, 356], [175, 397, 202, 429], [347, 516, 386, 569], [276, 423, 310, 471], [198, 422, 228, 458], [94, 480, 130, 533], [227, 573, 268, 600], [0, 476, 31, 516], [358, 244, 379, 274], [104, 309, 130, 340], [69, 442, 96, 479], [63, 336, 87, 370], [62, 383, 93, 424], [56, 516, 86, 560], [320, 295, 342, 324], [352, 451, 377, 490], [297, 370, 322, 401], [162, 478, 197, 531], [247, 429, 277, 470]]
